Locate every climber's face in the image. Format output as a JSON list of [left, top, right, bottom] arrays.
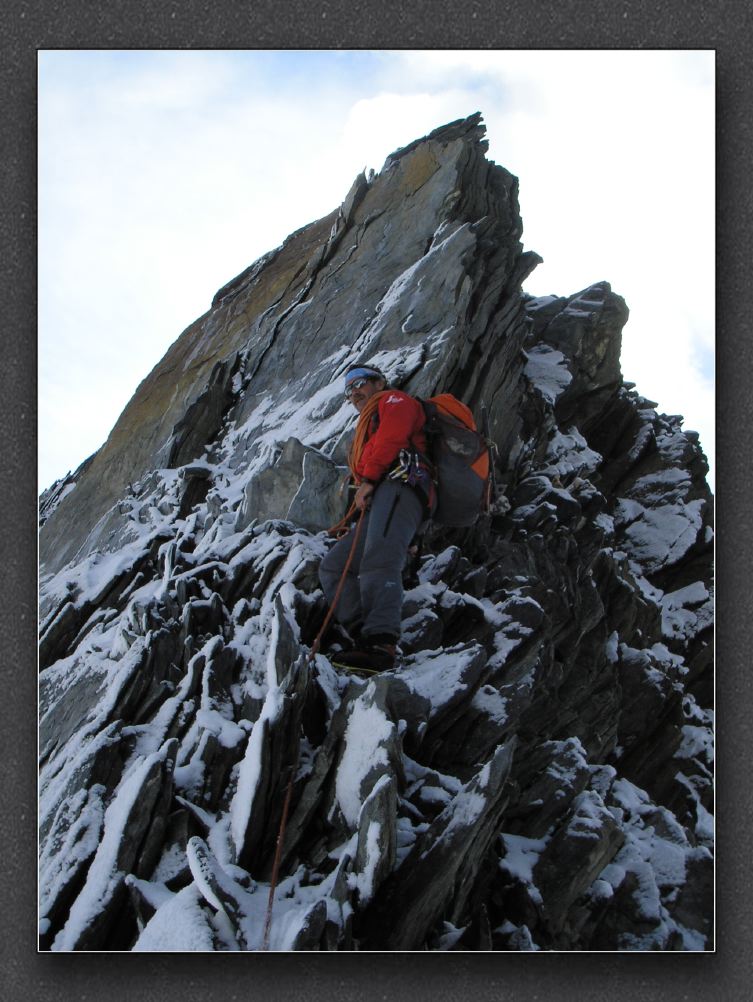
[[347, 376, 385, 413]]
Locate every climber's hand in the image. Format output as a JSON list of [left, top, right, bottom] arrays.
[[355, 482, 375, 511]]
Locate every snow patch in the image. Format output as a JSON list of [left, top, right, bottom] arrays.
[[523, 345, 572, 404]]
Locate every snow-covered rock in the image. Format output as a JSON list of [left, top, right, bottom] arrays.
[[38, 113, 713, 952]]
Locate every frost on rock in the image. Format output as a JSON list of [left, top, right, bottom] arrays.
[[38, 114, 713, 952], [620, 500, 706, 573], [523, 345, 573, 405]]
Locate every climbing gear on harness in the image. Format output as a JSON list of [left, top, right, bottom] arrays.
[[419, 394, 491, 527], [388, 448, 433, 492]]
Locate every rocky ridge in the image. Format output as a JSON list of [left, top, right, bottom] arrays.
[[39, 114, 714, 951]]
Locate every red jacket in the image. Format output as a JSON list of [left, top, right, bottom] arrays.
[[356, 390, 428, 483]]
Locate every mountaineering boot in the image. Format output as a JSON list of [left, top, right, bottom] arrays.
[[331, 633, 398, 673], [322, 621, 359, 655]]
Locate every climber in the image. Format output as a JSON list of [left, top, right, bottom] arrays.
[[318, 364, 435, 672]]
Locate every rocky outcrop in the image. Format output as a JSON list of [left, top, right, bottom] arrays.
[[40, 112, 538, 577], [38, 114, 713, 952]]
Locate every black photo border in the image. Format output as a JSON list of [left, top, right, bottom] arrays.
[[4, 0, 749, 998]]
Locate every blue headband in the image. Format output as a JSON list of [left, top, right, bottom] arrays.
[[344, 367, 382, 386]]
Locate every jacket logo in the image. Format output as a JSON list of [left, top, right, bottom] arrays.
[[386, 394, 403, 404]]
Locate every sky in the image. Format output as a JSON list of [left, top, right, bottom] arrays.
[[38, 49, 715, 490]]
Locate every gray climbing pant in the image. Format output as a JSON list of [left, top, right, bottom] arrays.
[[319, 480, 425, 640]]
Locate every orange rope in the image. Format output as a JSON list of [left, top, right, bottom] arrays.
[[347, 391, 387, 481], [326, 389, 388, 538], [261, 506, 368, 949], [261, 763, 296, 951], [327, 498, 359, 539], [308, 505, 367, 661]]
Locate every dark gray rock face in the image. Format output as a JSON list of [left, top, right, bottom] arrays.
[[38, 114, 713, 952]]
